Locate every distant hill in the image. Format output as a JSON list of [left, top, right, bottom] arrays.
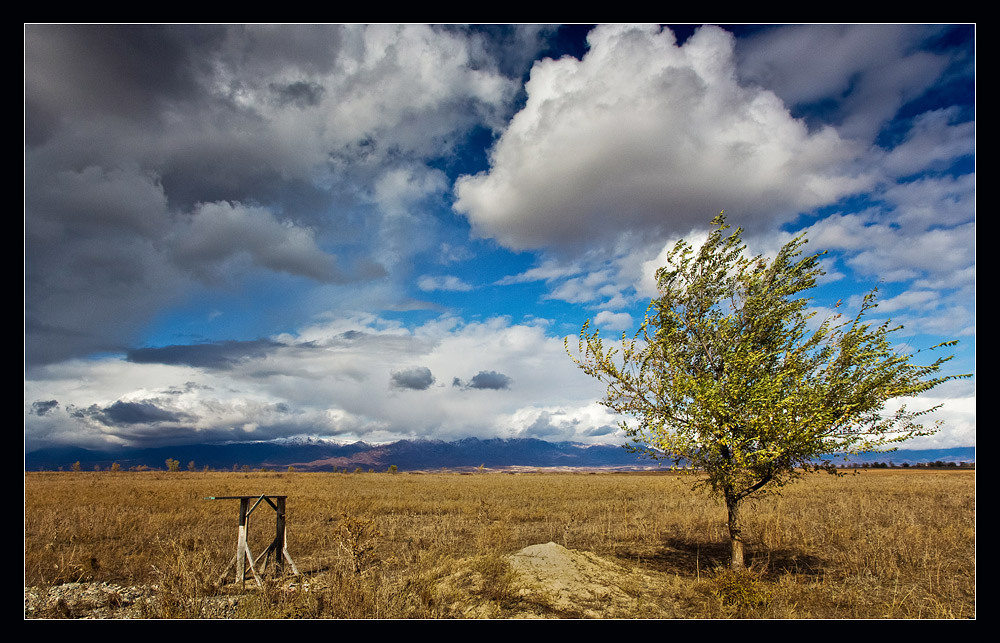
[[821, 446, 976, 467], [24, 439, 976, 473], [24, 437, 662, 472]]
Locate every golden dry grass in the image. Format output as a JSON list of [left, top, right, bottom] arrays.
[[24, 468, 974, 618]]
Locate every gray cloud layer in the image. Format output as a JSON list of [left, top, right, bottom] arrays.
[[25, 25, 538, 367], [30, 400, 59, 416], [99, 400, 191, 426], [126, 340, 285, 370], [735, 24, 955, 140]]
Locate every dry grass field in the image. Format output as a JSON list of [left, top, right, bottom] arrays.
[[24, 468, 974, 619]]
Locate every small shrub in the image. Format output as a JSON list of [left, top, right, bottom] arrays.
[[472, 522, 517, 605], [146, 540, 219, 618], [335, 513, 382, 575], [712, 568, 772, 612], [473, 552, 518, 605]]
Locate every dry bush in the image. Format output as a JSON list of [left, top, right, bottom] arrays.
[[334, 513, 382, 575]]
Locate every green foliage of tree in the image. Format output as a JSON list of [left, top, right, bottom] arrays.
[[165, 458, 180, 472], [569, 214, 968, 569], [71, 461, 81, 472]]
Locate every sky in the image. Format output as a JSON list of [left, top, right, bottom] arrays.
[[24, 24, 975, 453]]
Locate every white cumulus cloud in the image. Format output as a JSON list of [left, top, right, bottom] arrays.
[[454, 24, 870, 253]]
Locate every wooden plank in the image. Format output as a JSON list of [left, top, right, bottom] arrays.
[[206, 495, 287, 500], [236, 497, 248, 585]]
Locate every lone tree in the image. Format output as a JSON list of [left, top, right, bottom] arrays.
[[569, 214, 966, 569]]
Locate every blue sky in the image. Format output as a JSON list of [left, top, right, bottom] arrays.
[[24, 24, 975, 452]]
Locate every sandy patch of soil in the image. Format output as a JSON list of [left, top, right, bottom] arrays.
[[437, 541, 669, 618], [504, 542, 661, 618]]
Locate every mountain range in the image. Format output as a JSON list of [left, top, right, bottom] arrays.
[[23, 438, 976, 472]]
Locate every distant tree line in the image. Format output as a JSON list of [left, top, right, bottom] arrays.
[[46, 460, 398, 473], [838, 461, 974, 469]]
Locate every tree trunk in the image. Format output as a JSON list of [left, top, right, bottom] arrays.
[[725, 493, 745, 570]]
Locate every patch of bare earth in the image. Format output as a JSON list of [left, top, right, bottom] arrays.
[[506, 542, 667, 618], [440, 541, 675, 618], [24, 582, 243, 619]]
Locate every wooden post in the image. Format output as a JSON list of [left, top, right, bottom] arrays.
[[277, 497, 299, 576], [273, 496, 286, 575], [236, 497, 249, 586]]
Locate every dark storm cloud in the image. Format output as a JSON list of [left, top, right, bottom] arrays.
[[101, 400, 190, 425], [580, 425, 618, 437], [390, 366, 436, 391], [25, 25, 344, 144], [23, 25, 358, 368], [467, 370, 513, 390], [270, 80, 326, 108], [24, 258, 177, 368], [126, 339, 283, 370], [30, 400, 59, 416], [24, 24, 216, 144]]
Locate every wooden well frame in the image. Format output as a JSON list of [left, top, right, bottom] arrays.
[[207, 494, 299, 587]]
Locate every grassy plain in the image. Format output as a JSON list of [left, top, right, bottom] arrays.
[[24, 468, 974, 618]]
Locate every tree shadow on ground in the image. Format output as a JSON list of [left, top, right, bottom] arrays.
[[615, 537, 826, 579]]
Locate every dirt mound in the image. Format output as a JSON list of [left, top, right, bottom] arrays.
[[504, 542, 657, 618]]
